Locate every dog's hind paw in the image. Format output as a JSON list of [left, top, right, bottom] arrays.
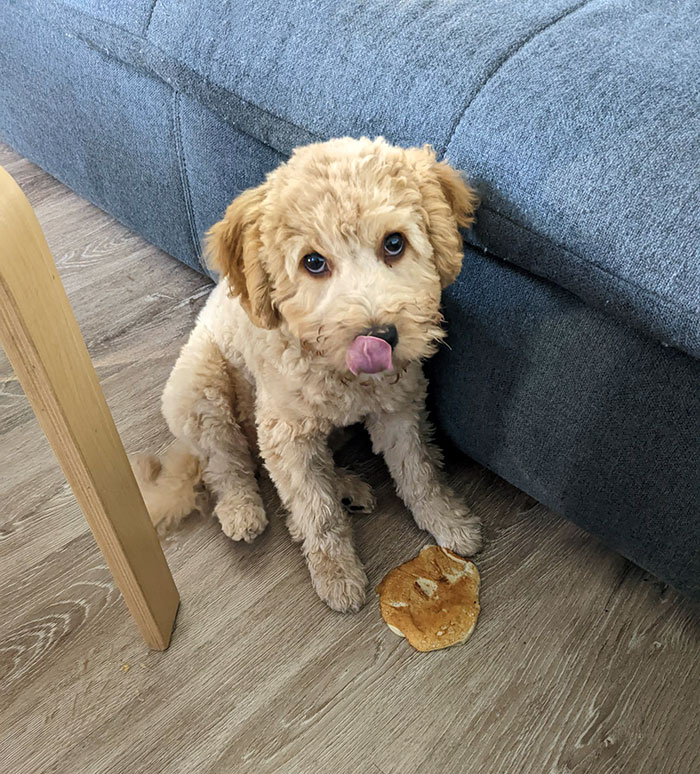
[[338, 469, 376, 515]]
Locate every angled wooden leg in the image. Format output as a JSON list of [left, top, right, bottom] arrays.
[[0, 165, 179, 650]]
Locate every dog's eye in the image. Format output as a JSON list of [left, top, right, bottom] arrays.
[[302, 252, 329, 276], [382, 232, 405, 261]]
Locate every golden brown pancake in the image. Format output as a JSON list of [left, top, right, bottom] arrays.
[[377, 545, 480, 652]]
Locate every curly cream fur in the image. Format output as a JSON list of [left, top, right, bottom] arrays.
[[136, 137, 481, 612]]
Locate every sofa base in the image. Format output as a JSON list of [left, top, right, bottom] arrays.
[[430, 249, 700, 599]]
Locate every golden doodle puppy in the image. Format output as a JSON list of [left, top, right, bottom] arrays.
[[137, 137, 481, 612]]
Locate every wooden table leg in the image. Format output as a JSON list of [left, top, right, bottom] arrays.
[[0, 165, 179, 650]]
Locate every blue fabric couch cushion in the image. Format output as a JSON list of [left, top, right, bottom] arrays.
[[9, 0, 700, 358], [446, 0, 700, 359], [0, 2, 198, 267], [149, 0, 700, 358]]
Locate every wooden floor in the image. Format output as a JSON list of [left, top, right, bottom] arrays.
[[1, 144, 698, 774]]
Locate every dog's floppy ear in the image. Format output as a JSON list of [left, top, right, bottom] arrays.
[[408, 146, 479, 288], [205, 184, 279, 329]]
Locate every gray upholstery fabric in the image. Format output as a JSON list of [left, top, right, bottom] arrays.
[[2, 0, 698, 353]]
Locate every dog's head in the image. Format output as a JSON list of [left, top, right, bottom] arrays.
[[206, 137, 477, 375]]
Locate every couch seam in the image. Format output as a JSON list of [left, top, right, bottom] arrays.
[[22, 0, 324, 155], [474, 205, 700, 333], [443, 0, 593, 157], [76, 29, 322, 154], [143, 0, 158, 36], [172, 91, 202, 265]]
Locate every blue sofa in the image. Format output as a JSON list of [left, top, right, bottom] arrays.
[[2, 0, 698, 597]]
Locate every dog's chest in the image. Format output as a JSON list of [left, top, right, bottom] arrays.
[[278, 366, 420, 428]]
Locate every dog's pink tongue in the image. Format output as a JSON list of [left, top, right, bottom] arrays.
[[346, 335, 393, 375]]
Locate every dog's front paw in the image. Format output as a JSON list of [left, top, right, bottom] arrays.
[[305, 542, 367, 613], [338, 470, 376, 515], [433, 515, 483, 557], [417, 497, 482, 557], [215, 494, 268, 543]]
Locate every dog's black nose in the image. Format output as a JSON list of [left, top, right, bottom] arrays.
[[366, 324, 398, 349]]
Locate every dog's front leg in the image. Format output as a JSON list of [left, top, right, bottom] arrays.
[[366, 408, 482, 556], [257, 413, 367, 612]]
